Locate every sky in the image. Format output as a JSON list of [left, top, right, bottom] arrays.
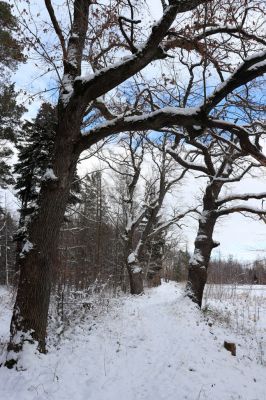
[[3, 0, 266, 262]]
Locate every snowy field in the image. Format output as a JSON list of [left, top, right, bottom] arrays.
[[204, 284, 266, 334], [0, 282, 265, 400]]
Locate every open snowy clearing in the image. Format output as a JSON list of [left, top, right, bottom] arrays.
[[0, 282, 265, 400]]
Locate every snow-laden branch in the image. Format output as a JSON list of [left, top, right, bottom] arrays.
[[125, 207, 147, 234], [202, 50, 266, 114], [215, 205, 266, 218], [58, 0, 90, 105], [186, 139, 215, 176], [216, 192, 266, 207], [80, 106, 200, 146], [79, 106, 266, 166], [71, 1, 208, 104]]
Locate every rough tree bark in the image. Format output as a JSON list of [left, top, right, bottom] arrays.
[[146, 237, 165, 287], [174, 146, 266, 308], [5, 107, 84, 366], [186, 183, 220, 307], [126, 252, 144, 295], [5, 0, 266, 366]]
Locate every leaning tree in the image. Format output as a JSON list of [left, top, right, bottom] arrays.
[[6, 0, 266, 367]]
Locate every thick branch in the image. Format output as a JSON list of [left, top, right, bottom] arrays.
[[80, 107, 201, 149], [210, 164, 253, 184], [202, 51, 266, 113], [187, 139, 215, 176], [207, 119, 266, 166], [79, 108, 266, 167], [90, 99, 117, 120], [73, 1, 209, 103], [216, 206, 266, 218], [65, 0, 91, 76], [216, 192, 266, 207]]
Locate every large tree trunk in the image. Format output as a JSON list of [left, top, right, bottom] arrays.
[[128, 269, 144, 295], [5, 112, 81, 368], [186, 179, 223, 307], [126, 252, 144, 295], [186, 213, 218, 308], [146, 237, 164, 288]]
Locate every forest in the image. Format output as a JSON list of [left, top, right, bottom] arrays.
[[0, 1, 265, 399]]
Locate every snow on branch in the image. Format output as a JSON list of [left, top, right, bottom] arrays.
[[126, 207, 147, 233], [215, 205, 266, 218], [20, 240, 34, 258], [42, 168, 58, 182], [216, 192, 266, 207], [71, 1, 207, 104], [202, 50, 266, 113], [81, 107, 200, 149], [189, 248, 204, 266]]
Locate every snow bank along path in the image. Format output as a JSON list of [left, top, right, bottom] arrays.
[[0, 282, 265, 400]]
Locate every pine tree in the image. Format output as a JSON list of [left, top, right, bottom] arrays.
[[0, 1, 25, 76], [14, 103, 80, 245], [14, 103, 56, 223], [0, 1, 25, 187]]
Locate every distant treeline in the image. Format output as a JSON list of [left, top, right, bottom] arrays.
[[0, 208, 265, 288]]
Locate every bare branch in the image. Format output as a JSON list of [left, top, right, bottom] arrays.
[[167, 148, 208, 174], [44, 0, 67, 60], [148, 208, 197, 239]]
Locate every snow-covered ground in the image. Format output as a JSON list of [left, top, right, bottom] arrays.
[[0, 282, 265, 400], [204, 284, 266, 334]]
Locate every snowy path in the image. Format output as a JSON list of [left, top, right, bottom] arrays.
[[0, 282, 265, 400]]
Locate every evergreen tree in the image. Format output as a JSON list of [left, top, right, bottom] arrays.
[[0, 1, 25, 77], [14, 103, 80, 243], [0, 84, 25, 187], [0, 1, 25, 187], [14, 103, 57, 221]]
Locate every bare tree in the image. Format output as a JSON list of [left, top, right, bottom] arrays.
[[167, 135, 266, 307], [6, 0, 266, 366], [98, 134, 189, 294]]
